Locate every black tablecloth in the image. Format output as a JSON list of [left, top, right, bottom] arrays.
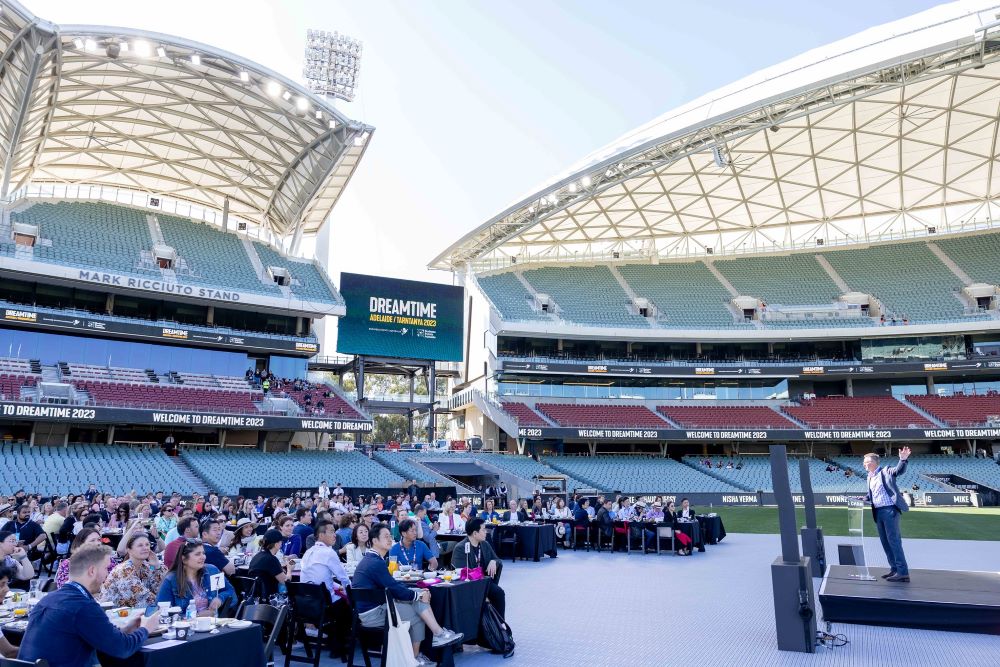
[[514, 524, 557, 561], [414, 578, 489, 667], [486, 524, 557, 562], [103, 531, 124, 549], [3, 620, 264, 667], [697, 515, 726, 545], [675, 520, 705, 553], [102, 624, 264, 667]]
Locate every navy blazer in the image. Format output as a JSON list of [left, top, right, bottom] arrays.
[[865, 459, 909, 516]]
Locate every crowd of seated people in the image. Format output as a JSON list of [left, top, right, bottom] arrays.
[[1, 480, 496, 666]]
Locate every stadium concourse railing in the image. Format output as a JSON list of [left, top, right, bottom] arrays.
[[0, 299, 319, 344]]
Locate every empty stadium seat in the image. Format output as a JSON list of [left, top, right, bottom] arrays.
[[0, 443, 199, 496], [782, 397, 934, 428], [659, 405, 798, 429], [522, 266, 649, 327], [536, 403, 668, 428], [543, 455, 741, 493], [500, 401, 550, 427], [180, 449, 403, 495], [907, 394, 1000, 427], [715, 254, 842, 305]]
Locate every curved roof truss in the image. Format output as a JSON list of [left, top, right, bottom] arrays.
[[0, 0, 373, 244], [433, 4, 1000, 271]]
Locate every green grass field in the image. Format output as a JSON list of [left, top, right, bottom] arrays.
[[693, 505, 1000, 541]]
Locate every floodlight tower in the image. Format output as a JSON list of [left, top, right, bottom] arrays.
[[303, 29, 362, 103]]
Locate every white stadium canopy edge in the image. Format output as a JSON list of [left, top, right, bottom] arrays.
[[433, 1, 1000, 273], [0, 0, 373, 249]]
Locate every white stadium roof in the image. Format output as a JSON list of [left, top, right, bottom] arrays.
[[433, 1, 1000, 272], [0, 0, 373, 245]]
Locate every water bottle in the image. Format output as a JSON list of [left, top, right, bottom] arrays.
[[186, 602, 196, 622]]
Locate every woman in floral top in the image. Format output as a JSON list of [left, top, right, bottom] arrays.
[[54, 528, 118, 588], [101, 532, 166, 608]]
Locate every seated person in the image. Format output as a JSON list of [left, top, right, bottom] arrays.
[[156, 540, 226, 617], [451, 518, 506, 618], [479, 499, 501, 523], [0, 530, 34, 583], [2, 503, 46, 561], [249, 529, 296, 600], [389, 519, 437, 571], [677, 498, 697, 520], [354, 523, 463, 666], [501, 500, 521, 524], [301, 520, 352, 655], [20, 545, 159, 666], [439, 501, 465, 534], [665, 501, 693, 556], [595, 499, 614, 543], [390, 507, 410, 542]]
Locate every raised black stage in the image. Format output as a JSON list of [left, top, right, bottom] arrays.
[[819, 565, 1000, 635]]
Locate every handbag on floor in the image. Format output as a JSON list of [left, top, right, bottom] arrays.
[[478, 600, 515, 658]]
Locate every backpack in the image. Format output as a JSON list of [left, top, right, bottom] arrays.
[[478, 600, 515, 658]]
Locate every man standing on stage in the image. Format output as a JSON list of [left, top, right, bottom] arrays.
[[863, 446, 911, 582]]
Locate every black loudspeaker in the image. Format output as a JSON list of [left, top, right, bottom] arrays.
[[838, 544, 865, 566]]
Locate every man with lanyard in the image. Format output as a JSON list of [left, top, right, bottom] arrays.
[[863, 447, 912, 582], [451, 518, 506, 617], [353, 523, 462, 667], [19, 544, 160, 666], [389, 519, 437, 571], [3, 503, 46, 561]]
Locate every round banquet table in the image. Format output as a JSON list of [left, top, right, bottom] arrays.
[[486, 523, 558, 561], [674, 519, 705, 553]]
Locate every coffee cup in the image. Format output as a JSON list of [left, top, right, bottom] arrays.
[[194, 617, 213, 632], [173, 621, 190, 639]]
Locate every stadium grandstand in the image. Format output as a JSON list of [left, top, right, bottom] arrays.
[[433, 1, 1000, 517], [0, 0, 374, 459]]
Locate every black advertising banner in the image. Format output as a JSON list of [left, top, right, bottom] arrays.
[[0, 401, 371, 432], [516, 425, 1000, 442], [1, 307, 318, 355], [498, 358, 1000, 379], [337, 273, 464, 361]]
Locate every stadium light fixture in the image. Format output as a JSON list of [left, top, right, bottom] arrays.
[[119, 42, 129, 53], [239, 71, 250, 82], [133, 40, 152, 57], [315, 110, 323, 120], [84, 39, 97, 52], [569, 182, 578, 193], [581, 175, 591, 187], [190, 54, 201, 65], [72, 38, 84, 50], [303, 29, 362, 102], [328, 119, 337, 129], [295, 96, 309, 112], [265, 80, 282, 97], [282, 90, 292, 101], [156, 46, 166, 58]]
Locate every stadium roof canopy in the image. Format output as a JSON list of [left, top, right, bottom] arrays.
[[433, 1, 1000, 272], [0, 0, 373, 246]]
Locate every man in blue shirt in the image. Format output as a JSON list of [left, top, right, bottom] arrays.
[[293, 508, 314, 544], [20, 544, 160, 667], [354, 523, 462, 666], [389, 519, 437, 570]]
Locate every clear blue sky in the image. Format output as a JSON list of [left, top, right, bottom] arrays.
[[33, 0, 944, 286]]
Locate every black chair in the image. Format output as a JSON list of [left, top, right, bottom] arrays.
[[284, 582, 335, 667], [0, 659, 49, 667], [232, 575, 260, 615], [38, 539, 62, 576], [239, 603, 288, 667], [346, 587, 388, 667], [494, 525, 518, 563], [40, 578, 57, 593]]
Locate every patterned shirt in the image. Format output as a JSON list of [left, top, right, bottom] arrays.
[[868, 467, 893, 508], [100, 558, 166, 608]]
